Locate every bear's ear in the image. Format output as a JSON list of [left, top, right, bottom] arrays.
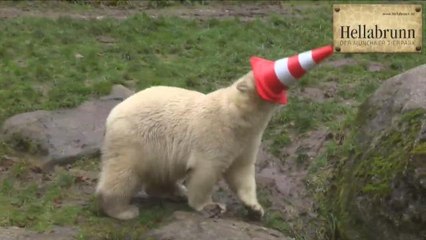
[[236, 81, 248, 92]]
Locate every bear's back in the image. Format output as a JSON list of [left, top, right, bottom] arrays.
[[128, 86, 204, 104], [107, 86, 204, 122]]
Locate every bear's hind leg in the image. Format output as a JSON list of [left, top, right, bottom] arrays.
[[96, 162, 142, 220]]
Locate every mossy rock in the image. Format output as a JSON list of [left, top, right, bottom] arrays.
[[327, 65, 426, 240]]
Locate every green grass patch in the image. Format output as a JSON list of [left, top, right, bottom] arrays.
[[0, 157, 189, 239], [264, 211, 291, 235]]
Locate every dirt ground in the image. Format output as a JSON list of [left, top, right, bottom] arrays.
[[0, 1, 318, 21]]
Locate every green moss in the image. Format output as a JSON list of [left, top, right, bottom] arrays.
[[351, 109, 424, 197], [412, 142, 426, 154], [400, 109, 425, 122], [362, 182, 390, 195], [354, 100, 377, 129], [325, 109, 426, 239]]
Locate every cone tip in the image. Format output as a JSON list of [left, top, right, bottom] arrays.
[[312, 45, 334, 63]]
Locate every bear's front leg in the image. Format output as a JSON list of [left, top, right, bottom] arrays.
[[225, 161, 264, 220], [186, 160, 226, 218]]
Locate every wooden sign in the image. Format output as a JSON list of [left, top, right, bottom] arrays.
[[333, 4, 422, 53]]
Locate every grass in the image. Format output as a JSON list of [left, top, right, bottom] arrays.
[[264, 211, 292, 235], [0, 1, 425, 239]]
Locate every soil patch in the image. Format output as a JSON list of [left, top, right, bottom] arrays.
[[0, 1, 312, 21]]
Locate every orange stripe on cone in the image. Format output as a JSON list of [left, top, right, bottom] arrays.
[[287, 55, 306, 79]]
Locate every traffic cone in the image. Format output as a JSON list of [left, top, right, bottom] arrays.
[[250, 45, 333, 105]]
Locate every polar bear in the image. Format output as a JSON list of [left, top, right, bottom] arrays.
[[95, 45, 334, 221], [95, 71, 278, 220]]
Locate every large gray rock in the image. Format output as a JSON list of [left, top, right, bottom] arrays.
[[142, 211, 292, 240], [1, 85, 134, 166], [328, 65, 426, 240]]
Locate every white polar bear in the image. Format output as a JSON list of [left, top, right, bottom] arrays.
[[95, 71, 279, 220]]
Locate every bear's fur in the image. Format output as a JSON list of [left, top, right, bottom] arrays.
[[96, 71, 279, 220]]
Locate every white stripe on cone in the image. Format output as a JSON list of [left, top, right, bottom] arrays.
[[274, 50, 317, 87], [274, 58, 296, 87], [298, 50, 315, 71]]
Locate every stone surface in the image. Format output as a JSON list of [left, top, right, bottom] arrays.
[[357, 64, 426, 147], [142, 211, 292, 240], [328, 65, 426, 240], [0, 226, 76, 240], [0, 85, 134, 166]]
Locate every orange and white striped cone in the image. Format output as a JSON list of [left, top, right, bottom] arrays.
[[250, 45, 333, 105]]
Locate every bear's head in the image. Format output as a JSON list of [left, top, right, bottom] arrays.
[[232, 71, 280, 111]]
